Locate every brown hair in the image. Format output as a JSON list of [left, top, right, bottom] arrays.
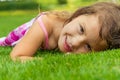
[[42, 11, 72, 21], [66, 2, 120, 49]]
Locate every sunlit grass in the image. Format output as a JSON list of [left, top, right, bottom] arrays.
[[0, 46, 120, 80]]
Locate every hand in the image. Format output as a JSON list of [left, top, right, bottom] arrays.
[[12, 56, 43, 63]]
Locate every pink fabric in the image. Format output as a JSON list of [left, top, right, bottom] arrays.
[[0, 23, 28, 46], [37, 14, 49, 49], [0, 13, 49, 49]]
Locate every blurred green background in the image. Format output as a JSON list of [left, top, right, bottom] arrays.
[[0, 0, 119, 11], [0, 0, 120, 17], [0, 0, 120, 34]]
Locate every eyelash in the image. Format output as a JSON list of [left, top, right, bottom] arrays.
[[79, 24, 84, 34], [85, 44, 91, 51]]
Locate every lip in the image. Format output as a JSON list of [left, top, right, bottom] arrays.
[[64, 36, 72, 52]]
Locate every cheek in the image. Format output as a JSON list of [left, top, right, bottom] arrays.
[[63, 24, 78, 35], [64, 21, 77, 30]]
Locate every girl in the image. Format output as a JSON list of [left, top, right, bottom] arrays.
[[0, 2, 120, 61]]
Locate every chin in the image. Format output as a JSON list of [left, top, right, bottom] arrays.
[[58, 44, 65, 53], [58, 42, 66, 53]]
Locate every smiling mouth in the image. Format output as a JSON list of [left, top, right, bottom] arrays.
[[64, 35, 72, 52]]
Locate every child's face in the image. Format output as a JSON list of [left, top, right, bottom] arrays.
[[58, 14, 108, 53]]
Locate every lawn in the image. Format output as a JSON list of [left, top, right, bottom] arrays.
[[0, 10, 120, 80]]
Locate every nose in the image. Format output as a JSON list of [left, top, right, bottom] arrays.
[[71, 35, 86, 48]]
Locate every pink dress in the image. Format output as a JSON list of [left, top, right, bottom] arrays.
[[0, 13, 49, 49]]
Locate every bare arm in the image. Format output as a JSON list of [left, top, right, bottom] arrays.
[[10, 20, 45, 61]]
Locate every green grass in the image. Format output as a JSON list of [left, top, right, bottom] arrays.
[[0, 10, 120, 80]]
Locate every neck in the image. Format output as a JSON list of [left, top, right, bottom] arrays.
[[45, 14, 65, 38], [43, 14, 66, 49], [51, 17, 65, 42]]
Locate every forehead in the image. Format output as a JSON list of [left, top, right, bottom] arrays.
[[77, 15, 108, 51]]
